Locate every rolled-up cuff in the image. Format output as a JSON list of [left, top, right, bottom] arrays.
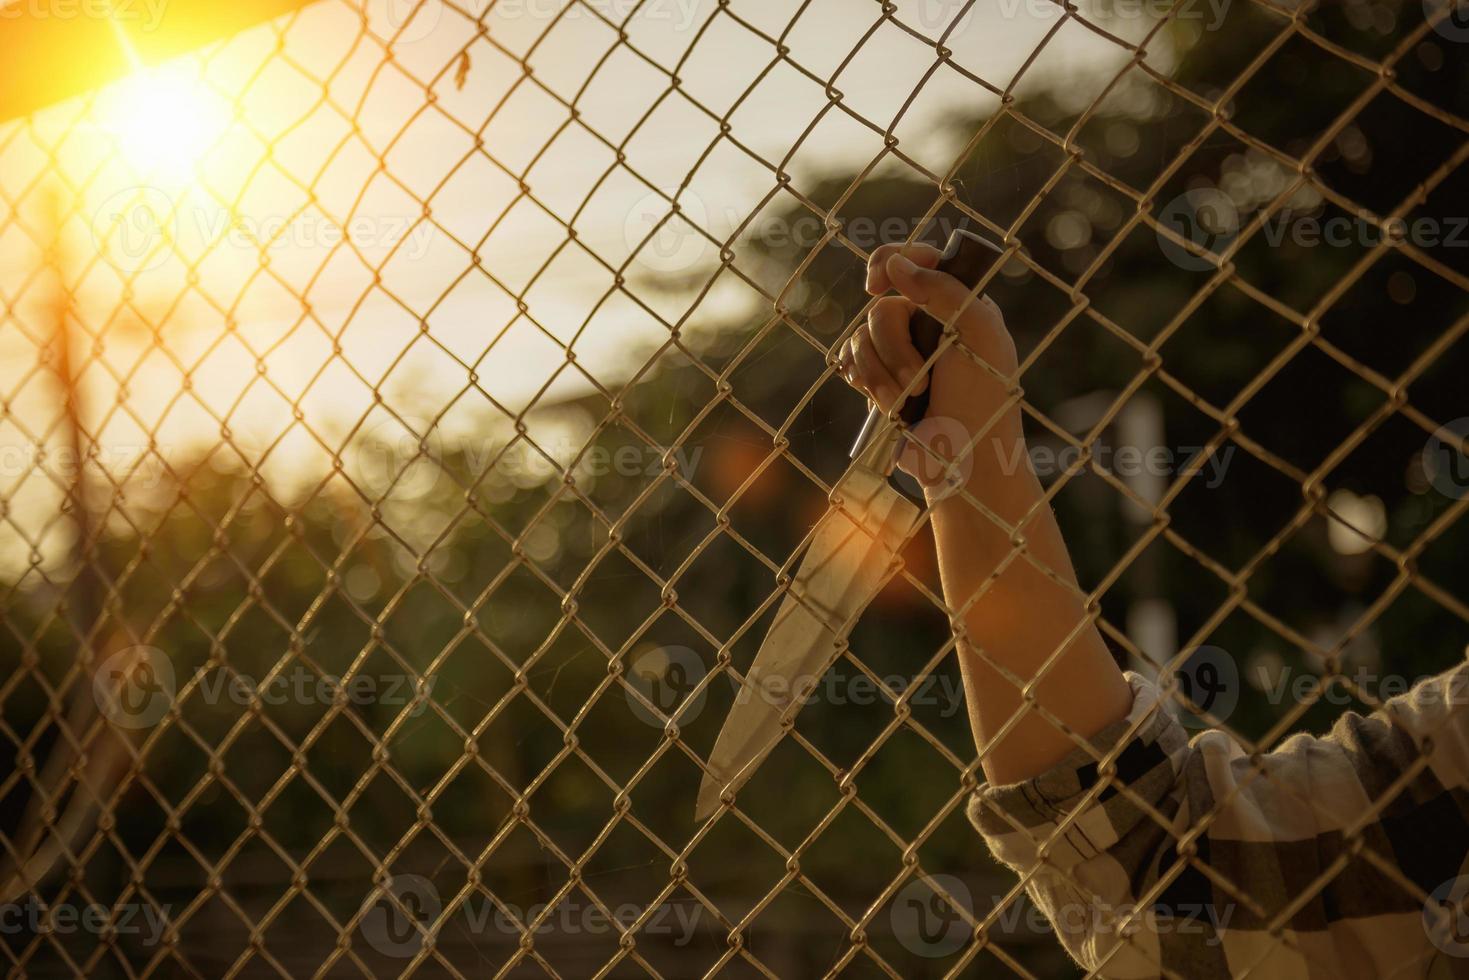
[[968, 672, 1189, 873]]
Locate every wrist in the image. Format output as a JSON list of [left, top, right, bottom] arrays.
[[922, 420, 1042, 520]]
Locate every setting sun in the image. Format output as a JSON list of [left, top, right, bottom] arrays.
[[100, 64, 221, 180]]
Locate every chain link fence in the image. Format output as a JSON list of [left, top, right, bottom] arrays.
[[1, 0, 1467, 975]]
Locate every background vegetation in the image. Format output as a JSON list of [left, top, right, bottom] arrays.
[[3, 0, 1467, 974]]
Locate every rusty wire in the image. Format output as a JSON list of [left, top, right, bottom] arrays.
[[0, 0, 1467, 976]]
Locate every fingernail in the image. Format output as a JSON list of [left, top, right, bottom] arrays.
[[864, 265, 878, 294]]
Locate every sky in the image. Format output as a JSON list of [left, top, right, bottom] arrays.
[[0, 0, 1175, 577]]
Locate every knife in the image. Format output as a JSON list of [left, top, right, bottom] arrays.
[[695, 229, 1003, 821]]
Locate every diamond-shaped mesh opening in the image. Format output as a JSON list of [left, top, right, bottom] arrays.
[[1, 0, 1467, 976]]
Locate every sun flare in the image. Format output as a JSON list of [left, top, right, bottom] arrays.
[[101, 64, 221, 181]]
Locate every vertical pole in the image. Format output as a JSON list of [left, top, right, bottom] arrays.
[[1119, 394, 1172, 683], [9, 189, 107, 884], [48, 189, 102, 640]]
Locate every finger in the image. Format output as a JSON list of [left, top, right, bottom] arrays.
[[884, 251, 993, 329], [866, 242, 942, 295], [836, 337, 854, 382], [850, 329, 901, 409], [867, 296, 928, 396]]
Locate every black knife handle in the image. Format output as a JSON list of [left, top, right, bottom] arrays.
[[897, 229, 1004, 426]]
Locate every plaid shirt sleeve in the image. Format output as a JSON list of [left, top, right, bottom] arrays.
[[968, 656, 1469, 980]]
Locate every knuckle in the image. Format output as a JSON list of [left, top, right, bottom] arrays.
[[910, 243, 944, 266], [872, 294, 910, 317], [853, 336, 887, 380], [869, 297, 911, 336]]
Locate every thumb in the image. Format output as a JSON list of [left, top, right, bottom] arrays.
[[884, 253, 988, 329]]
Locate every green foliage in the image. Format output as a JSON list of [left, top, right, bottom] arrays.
[[3, 2, 1467, 972]]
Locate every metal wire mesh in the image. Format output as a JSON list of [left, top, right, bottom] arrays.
[[1, 0, 1468, 976]]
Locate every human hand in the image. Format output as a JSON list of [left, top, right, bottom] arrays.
[[838, 242, 1022, 493]]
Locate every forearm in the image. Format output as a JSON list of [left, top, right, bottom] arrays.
[[843, 243, 1132, 784], [927, 415, 1132, 785]]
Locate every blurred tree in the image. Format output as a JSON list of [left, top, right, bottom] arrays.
[[2, 0, 1467, 974]]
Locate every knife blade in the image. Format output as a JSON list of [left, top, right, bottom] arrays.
[[696, 229, 1002, 821]]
